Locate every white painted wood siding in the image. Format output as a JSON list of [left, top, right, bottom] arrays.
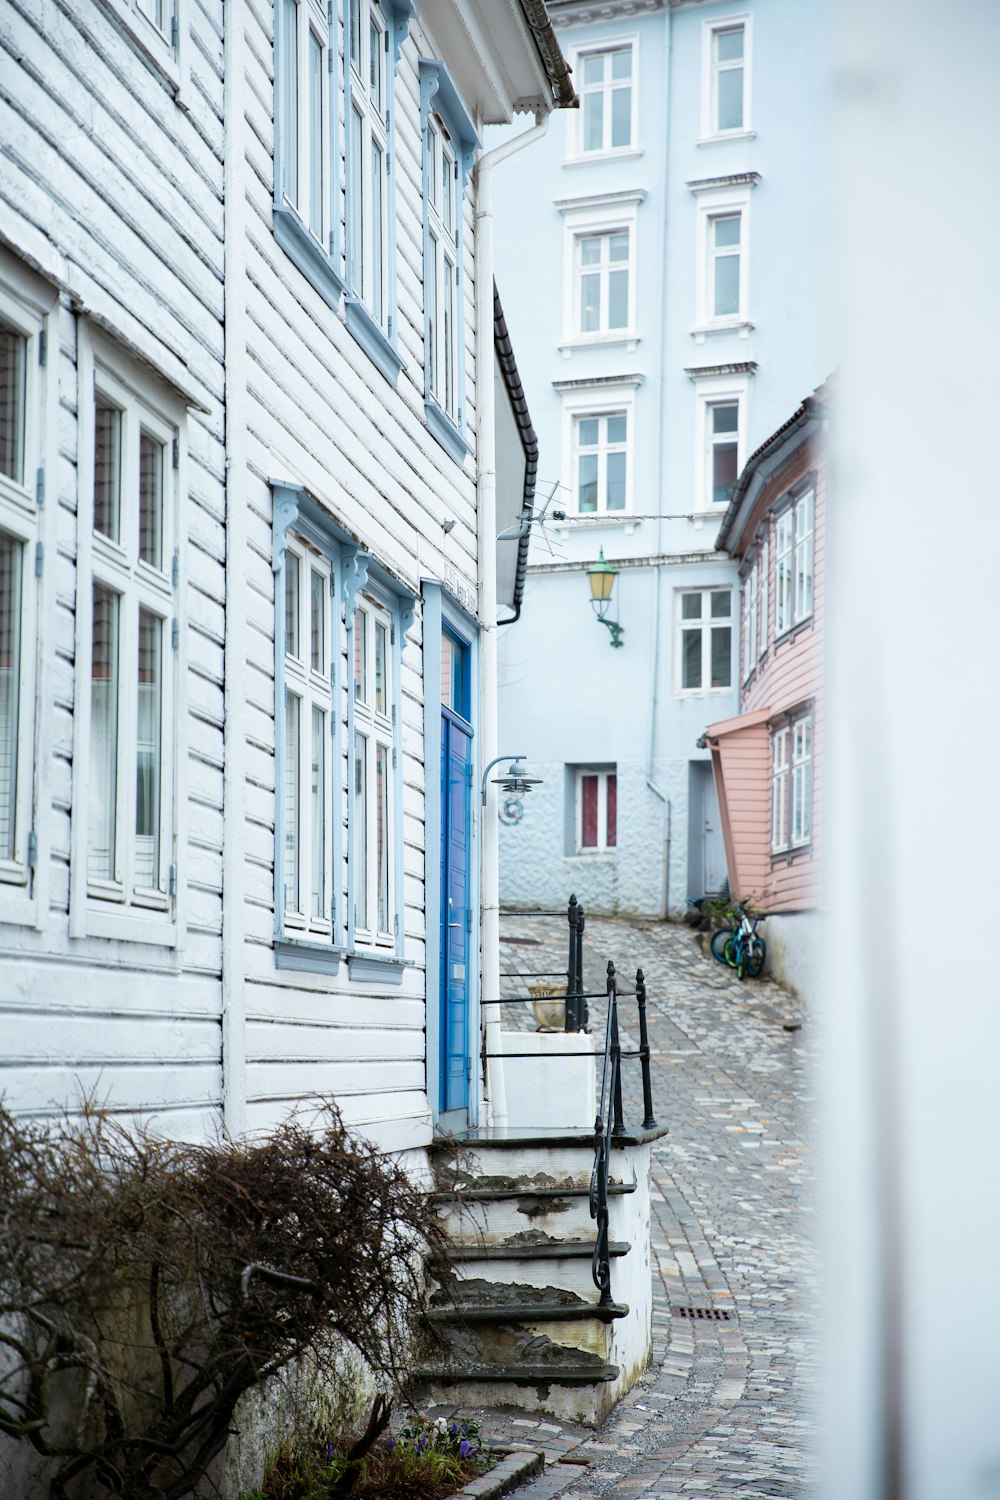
[[0, 0, 227, 1140], [239, 6, 481, 1154]]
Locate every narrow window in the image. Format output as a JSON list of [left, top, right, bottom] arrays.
[[775, 509, 793, 635], [758, 539, 769, 657], [771, 727, 789, 852], [284, 689, 301, 913], [742, 566, 757, 682], [579, 46, 633, 155], [0, 322, 26, 486], [88, 583, 121, 884], [791, 715, 813, 846], [574, 411, 628, 514], [352, 595, 395, 946], [94, 399, 123, 542], [576, 767, 617, 852], [711, 213, 741, 318], [679, 589, 732, 692], [794, 489, 815, 622], [709, 400, 739, 506], [134, 608, 163, 890], [577, 230, 630, 336], [425, 115, 460, 420], [714, 24, 745, 132], [0, 530, 23, 861], [281, 0, 300, 207], [138, 431, 164, 570], [347, 1, 391, 328]]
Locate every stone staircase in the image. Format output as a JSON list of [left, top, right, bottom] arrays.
[[415, 1127, 662, 1426]]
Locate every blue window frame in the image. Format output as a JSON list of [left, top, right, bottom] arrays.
[[273, 0, 346, 310], [343, 0, 412, 384], [272, 483, 415, 980], [418, 59, 478, 464]]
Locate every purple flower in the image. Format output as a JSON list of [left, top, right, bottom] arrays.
[[459, 1440, 477, 1459], [386, 1437, 396, 1452], [325, 1443, 334, 1460], [416, 1435, 427, 1454], [450, 1423, 459, 1436]]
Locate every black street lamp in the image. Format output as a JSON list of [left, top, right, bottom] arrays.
[[586, 548, 624, 648]]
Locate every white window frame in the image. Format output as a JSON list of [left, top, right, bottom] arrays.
[[690, 371, 748, 514], [350, 591, 396, 951], [71, 327, 185, 948], [573, 227, 632, 340], [741, 563, 757, 683], [772, 712, 813, 853], [276, 0, 331, 246], [425, 114, 460, 421], [0, 266, 47, 916], [699, 13, 753, 144], [771, 725, 789, 852], [574, 766, 617, 855], [676, 587, 733, 696], [567, 37, 639, 161], [692, 182, 754, 338], [774, 485, 815, 637], [571, 410, 629, 517], [758, 536, 769, 658], [558, 192, 643, 353], [346, 0, 391, 329], [281, 538, 335, 941], [559, 382, 637, 521]]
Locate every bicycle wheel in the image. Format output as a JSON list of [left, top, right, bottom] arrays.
[[746, 938, 767, 978], [736, 942, 747, 981], [711, 929, 733, 964], [723, 935, 738, 968]]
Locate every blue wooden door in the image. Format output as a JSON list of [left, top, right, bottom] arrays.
[[441, 710, 472, 1114]]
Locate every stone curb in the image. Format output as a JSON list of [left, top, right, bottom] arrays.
[[454, 1448, 544, 1499]]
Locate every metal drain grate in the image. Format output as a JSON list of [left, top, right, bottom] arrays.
[[673, 1305, 732, 1321]]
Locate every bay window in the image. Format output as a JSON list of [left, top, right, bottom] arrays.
[[775, 486, 815, 635], [772, 711, 813, 853]]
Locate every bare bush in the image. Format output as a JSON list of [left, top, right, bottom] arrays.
[[0, 1101, 446, 1500]]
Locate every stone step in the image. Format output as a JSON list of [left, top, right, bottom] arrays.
[[445, 1239, 630, 1300], [434, 1184, 635, 1247], [447, 1237, 631, 1262], [427, 1300, 628, 1326], [415, 1361, 620, 1387]]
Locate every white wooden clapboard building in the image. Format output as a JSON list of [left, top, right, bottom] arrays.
[[0, 0, 574, 1157]]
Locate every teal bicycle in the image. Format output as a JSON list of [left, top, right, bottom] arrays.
[[711, 904, 766, 981]]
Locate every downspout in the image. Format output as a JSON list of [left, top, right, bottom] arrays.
[[476, 111, 549, 1127], [220, 0, 249, 1137], [646, 10, 673, 920]]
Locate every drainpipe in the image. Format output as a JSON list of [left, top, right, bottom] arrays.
[[220, 0, 249, 1136], [476, 111, 549, 1127], [646, 11, 673, 921]]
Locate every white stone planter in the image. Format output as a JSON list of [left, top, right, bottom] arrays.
[[499, 1029, 597, 1130]]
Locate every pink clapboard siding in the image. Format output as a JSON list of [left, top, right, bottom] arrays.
[[708, 433, 825, 914]]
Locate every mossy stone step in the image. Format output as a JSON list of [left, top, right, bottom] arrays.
[[413, 1361, 620, 1387], [447, 1238, 630, 1262], [426, 1300, 629, 1326]]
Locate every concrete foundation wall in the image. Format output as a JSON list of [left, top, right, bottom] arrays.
[[763, 910, 823, 1002]]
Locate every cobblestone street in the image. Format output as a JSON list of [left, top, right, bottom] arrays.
[[469, 913, 818, 1500]]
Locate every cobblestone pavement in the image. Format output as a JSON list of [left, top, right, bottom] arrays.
[[459, 913, 819, 1500]]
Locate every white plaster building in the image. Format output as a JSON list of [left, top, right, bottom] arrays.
[[491, 0, 833, 918]]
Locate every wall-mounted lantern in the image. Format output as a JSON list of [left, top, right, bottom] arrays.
[[586, 548, 624, 648], [480, 754, 543, 806]]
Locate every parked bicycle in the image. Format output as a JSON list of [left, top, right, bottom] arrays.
[[710, 903, 767, 981]]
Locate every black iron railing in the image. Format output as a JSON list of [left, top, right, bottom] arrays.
[[494, 903, 660, 1309]]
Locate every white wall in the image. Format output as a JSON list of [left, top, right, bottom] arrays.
[[824, 3, 1000, 1494]]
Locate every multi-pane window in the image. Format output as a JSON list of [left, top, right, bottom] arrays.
[[708, 399, 739, 506], [576, 767, 617, 853], [679, 589, 732, 693], [712, 24, 745, 132], [277, 0, 329, 241], [576, 230, 630, 336], [353, 595, 394, 947], [86, 370, 177, 911], [574, 411, 628, 514], [710, 212, 742, 318], [775, 488, 815, 635], [577, 45, 634, 155], [425, 114, 459, 420], [282, 540, 333, 937], [772, 714, 813, 852], [741, 564, 758, 682], [347, 0, 390, 328]]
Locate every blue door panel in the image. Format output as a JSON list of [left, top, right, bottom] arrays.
[[441, 712, 472, 1114]]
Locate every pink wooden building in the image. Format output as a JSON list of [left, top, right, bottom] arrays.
[[704, 388, 827, 925]]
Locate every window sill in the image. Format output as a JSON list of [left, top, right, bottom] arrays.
[[697, 129, 757, 147], [774, 615, 814, 649], [83, 905, 178, 947], [770, 842, 812, 866], [559, 334, 640, 357], [275, 938, 345, 974], [691, 320, 755, 343], [102, 0, 183, 95], [345, 298, 406, 385], [0, 887, 37, 928], [274, 207, 345, 312], [564, 148, 644, 167], [571, 849, 617, 859], [425, 399, 472, 465], [675, 686, 734, 699], [347, 949, 410, 985]]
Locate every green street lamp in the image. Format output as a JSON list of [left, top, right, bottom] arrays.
[[586, 548, 624, 648]]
